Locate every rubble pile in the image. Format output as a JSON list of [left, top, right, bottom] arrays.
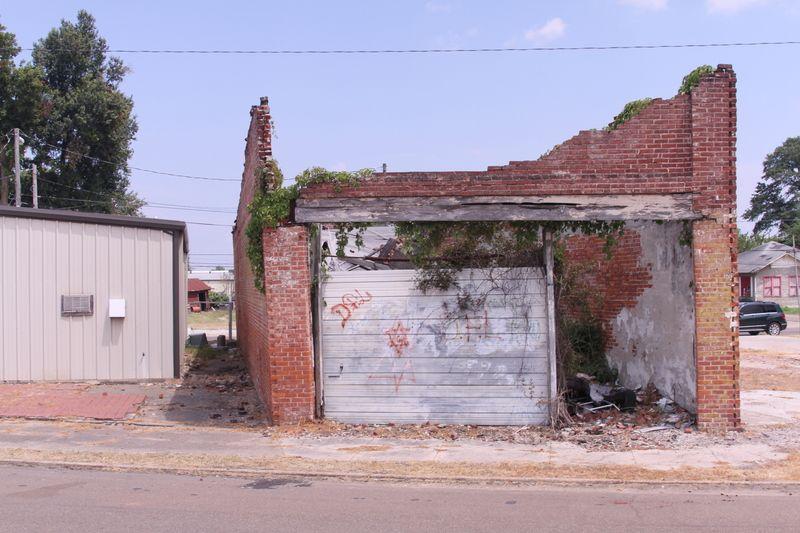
[[264, 379, 709, 451]]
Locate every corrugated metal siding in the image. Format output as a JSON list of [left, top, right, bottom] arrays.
[[321, 268, 550, 425], [0, 216, 176, 381]]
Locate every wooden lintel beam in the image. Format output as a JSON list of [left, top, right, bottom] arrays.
[[294, 194, 699, 223]]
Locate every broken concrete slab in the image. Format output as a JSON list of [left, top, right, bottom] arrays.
[[741, 390, 800, 427]]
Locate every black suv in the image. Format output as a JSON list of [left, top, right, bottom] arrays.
[[739, 301, 788, 336]]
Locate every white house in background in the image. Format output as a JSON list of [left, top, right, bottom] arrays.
[[738, 241, 800, 307], [187, 269, 234, 296]]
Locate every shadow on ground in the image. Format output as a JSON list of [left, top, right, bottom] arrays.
[[94, 346, 267, 428]]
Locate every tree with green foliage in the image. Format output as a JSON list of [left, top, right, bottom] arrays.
[[737, 230, 768, 252], [744, 137, 800, 245], [0, 20, 45, 205], [0, 12, 143, 214]]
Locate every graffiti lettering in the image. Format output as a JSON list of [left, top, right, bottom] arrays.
[[384, 321, 411, 357], [455, 309, 499, 343], [330, 288, 373, 328], [368, 360, 417, 393]]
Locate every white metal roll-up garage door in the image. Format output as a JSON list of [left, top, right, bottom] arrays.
[[320, 268, 551, 425]]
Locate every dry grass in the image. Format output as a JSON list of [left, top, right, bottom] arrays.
[[3, 447, 800, 483], [187, 309, 235, 330], [336, 445, 392, 453]]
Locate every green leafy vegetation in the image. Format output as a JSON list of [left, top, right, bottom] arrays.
[[553, 248, 617, 384], [603, 65, 714, 133], [605, 98, 653, 131], [738, 230, 768, 252], [678, 65, 713, 95], [745, 136, 800, 246], [395, 221, 624, 292], [0, 11, 142, 214], [559, 317, 617, 383], [245, 164, 371, 292]]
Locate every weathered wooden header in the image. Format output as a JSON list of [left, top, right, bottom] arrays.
[[294, 193, 699, 223]]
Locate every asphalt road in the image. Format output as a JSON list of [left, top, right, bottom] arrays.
[[0, 466, 798, 532]]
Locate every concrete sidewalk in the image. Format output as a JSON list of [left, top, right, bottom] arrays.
[[0, 418, 798, 484]]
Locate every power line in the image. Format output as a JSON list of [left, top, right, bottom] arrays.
[[18, 131, 240, 182], [32, 178, 237, 213], [19, 40, 800, 55], [184, 221, 232, 227]]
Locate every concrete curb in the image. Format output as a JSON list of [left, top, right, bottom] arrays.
[[4, 458, 800, 491]]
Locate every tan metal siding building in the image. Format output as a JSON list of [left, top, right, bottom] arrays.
[[0, 207, 188, 381]]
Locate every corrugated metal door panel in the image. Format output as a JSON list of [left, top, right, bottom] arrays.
[[146, 230, 160, 378], [134, 228, 149, 379], [321, 268, 550, 425], [120, 226, 137, 378], [55, 221, 70, 379], [160, 235, 174, 378], [2, 218, 19, 379], [28, 219, 44, 380], [68, 222, 84, 380], [108, 225, 125, 380], [82, 223, 98, 379], [95, 224, 111, 380], [42, 221, 58, 380], [16, 218, 31, 381]]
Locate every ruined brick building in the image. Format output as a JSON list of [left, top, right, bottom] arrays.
[[233, 65, 739, 431]]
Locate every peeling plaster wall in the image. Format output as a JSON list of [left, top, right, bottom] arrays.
[[607, 221, 696, 412]]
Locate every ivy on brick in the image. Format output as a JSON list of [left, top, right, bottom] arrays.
[[245, 164, 371, 292], [605, 98, 654, 131], [394, 220, 624, 292], [678, 65, 713, 95]]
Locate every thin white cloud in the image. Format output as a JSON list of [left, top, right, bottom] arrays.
[[524, 17, 566, 42], [425, 1, 452, 13], [618, 0, 668, 10], [706, 0, 768, 13]]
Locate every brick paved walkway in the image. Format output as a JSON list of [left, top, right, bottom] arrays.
[[0, 384, 145, 420]]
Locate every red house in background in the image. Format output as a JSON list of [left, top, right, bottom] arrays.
[[188, 278, 213, 312]]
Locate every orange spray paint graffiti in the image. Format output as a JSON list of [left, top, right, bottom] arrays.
[[330, 288, 372, 327]]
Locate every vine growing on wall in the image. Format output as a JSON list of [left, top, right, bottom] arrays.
[[394, 220, 624, 293], [604, 65, 713, 132], [678, 65, 713, 95], [605, 98, 654, 131], [245, 163, 371, 292]]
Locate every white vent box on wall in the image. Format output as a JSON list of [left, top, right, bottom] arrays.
[[109, 299, 126, 318]]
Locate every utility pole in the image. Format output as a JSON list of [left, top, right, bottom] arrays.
[[14, 128, 22, 207], [32, 164, 38, 208], [13, 128, 21, 207]]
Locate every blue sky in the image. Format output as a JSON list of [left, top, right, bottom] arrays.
[[3, 0, 800, 266]]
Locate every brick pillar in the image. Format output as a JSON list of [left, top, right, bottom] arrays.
[[690, 65, 740, 431], [262, 225, 315, 424]]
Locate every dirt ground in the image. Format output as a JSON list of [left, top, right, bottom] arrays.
[[87, 346, 267, 428], [740, 333, 800, 392]]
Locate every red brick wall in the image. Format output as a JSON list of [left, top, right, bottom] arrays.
[[233, 98, 273, 418], [299, 95, 693, 200], [561, 231, 651, 349], [262, 225, 315, 423], [688, 66, 740, 431]]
